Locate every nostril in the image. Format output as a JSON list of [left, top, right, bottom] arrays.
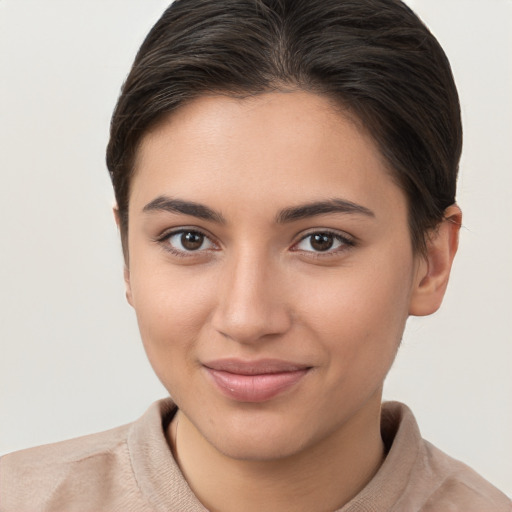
[[211, 300, 292, 344]]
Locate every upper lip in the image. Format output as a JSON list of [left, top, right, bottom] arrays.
[[203, 358, 310, 375]]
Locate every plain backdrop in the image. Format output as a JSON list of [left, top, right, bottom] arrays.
[[1, 0, 511, 497]]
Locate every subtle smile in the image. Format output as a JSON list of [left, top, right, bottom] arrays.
[[203, 359, 311, 402]]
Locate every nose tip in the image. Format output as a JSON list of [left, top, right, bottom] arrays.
[[211, 260, 292, 345], [213, 307, 289, 344]]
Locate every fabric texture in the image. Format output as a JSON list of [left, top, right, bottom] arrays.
[[1, 399, 510, 511]]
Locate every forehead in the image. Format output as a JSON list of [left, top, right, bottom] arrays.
[[130, 91, 406, 222]]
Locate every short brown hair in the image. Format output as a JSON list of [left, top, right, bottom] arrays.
[[106, 0, 462, 255]]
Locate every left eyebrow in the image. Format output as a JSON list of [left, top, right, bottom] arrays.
[[276, 199, 375, 223]]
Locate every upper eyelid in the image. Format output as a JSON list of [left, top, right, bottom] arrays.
[[157, 226, 216, 242], [294, 228, 355, 243], [155, 227, 221, 255], [290, 230, 356, 254], [155, 229, 220, 258]]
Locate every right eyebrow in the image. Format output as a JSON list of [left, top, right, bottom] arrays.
[[142, 196, 226, 224]]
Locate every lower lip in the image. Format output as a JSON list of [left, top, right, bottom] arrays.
[[205, 368, 309, 402]]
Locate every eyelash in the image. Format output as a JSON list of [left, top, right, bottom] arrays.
[[155, 228, 356, 258], [291, 230, 356, 257], [155, 228, 218, 258]]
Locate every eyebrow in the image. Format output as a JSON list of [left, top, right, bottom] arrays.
[[276, 199, 375, 223], [142, 196, 226, 224], [142, 195, 374, 224]]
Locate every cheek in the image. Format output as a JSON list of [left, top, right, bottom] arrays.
[[296, 258, 413, 370], [129, 263, 217, 375]]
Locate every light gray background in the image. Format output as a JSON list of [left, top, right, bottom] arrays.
[[1, 0, 511, 496]]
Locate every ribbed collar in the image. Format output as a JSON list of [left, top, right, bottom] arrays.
[[338, 402, 421, 511], [128, 399, 206, 511]]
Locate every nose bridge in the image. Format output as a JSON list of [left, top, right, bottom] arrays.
[[212, 245, 290, 343]]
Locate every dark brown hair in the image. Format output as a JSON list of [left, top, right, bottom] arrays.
[[106, 0, 462, 255]]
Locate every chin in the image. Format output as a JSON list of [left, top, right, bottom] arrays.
[[197, 409, 315, 462], [214, 431, 309, 462]]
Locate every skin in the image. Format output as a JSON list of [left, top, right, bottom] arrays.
[[121, 91, 461, 512]]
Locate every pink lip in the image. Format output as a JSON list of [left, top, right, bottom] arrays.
[[203, 359, 310, 402]]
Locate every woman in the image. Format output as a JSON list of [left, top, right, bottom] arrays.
[[1, 0, 510, 510]]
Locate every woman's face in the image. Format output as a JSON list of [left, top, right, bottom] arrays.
[[125, 91, 425, 460]]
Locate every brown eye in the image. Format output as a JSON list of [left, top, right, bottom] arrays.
[[293, 231, 353, 254], [181, 231, 204, 250], [310, 233, 334, 252], [165, 230, 215, 253]]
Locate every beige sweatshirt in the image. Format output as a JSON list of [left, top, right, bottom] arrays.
[[1, 399, 510, 511]]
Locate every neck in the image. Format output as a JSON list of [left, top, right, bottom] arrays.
[[168, 393, 385, 512]]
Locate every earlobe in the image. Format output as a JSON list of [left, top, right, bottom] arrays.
[[113, 204, 133, 306], [113, 205, 121, 229], [124, 265, 134, 307], [409, 205, 462, 316]]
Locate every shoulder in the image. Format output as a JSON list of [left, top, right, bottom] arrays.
[[417, 441, 512, 512], [0, 398, 200, 512], [380, 402, 511, 512], [1, 421, 131, 471], [0, 422, 144, 512], [0, 399, 183, 512]]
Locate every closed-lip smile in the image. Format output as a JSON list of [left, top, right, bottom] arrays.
[[202, 358, 311, 402]]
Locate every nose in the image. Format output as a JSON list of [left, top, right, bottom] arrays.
[[211, 251, 292, 345]]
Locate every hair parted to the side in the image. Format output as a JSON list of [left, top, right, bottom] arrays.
[[106, 0, 462, 257]]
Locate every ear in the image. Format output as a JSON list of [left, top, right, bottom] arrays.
[[113, 205, 134, 307], [113, 205, 121, 229], [409, 205, 462, 316], [123, 266, 134, 307]]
